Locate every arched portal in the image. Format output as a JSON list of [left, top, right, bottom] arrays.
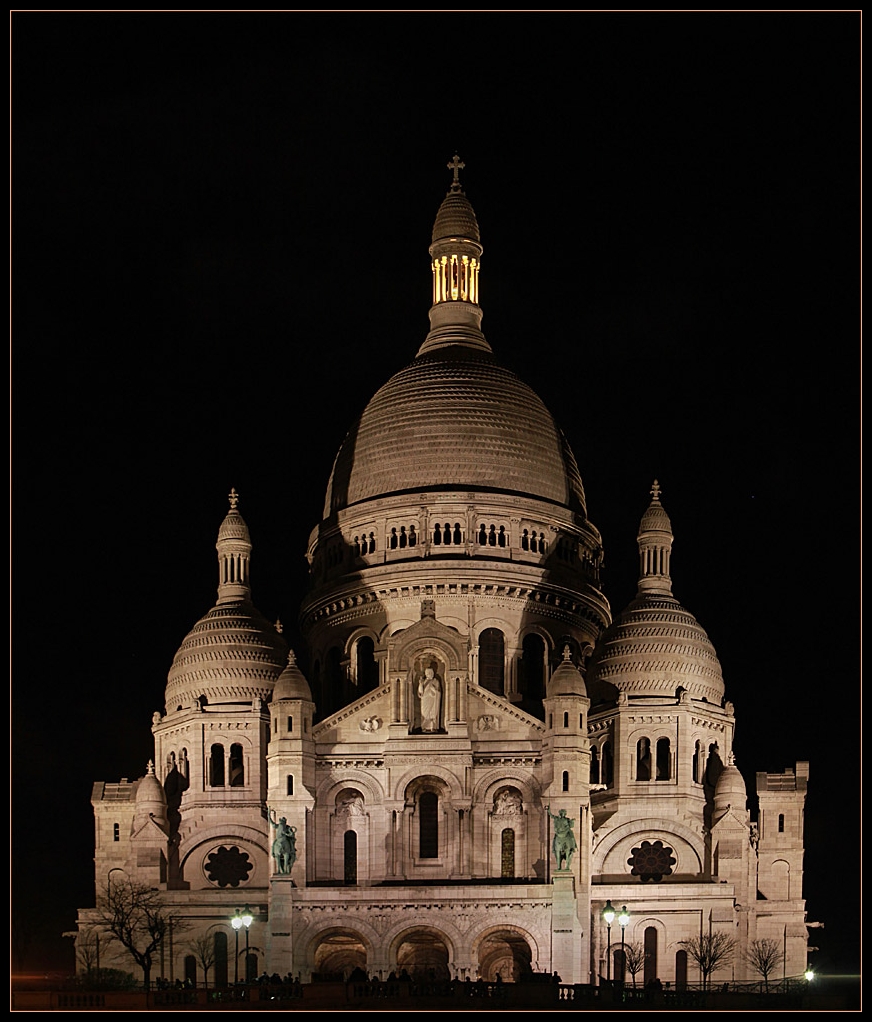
[[395, 929, 451, 982], [312, 930, 368, 980], [476, 928, 534, 982]]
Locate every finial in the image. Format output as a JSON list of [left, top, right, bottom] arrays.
[[562, 644, 572, 662], [287, 649, 296, 666], [146, 759, 155, 775], [650, 480, 661, 501], [275, 618, 283, 634], [447, 153, 465, 191], [228, 487, 240, 510]]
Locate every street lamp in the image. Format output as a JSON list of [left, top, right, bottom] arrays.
[[602, 900, 616, 981], [231, 906, 253, 984], [618, 906, 630, 984]]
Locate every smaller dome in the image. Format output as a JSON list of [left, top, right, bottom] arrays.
[[640, 500, 672, 535], [547, 647, 588, 698], [273, 650, 312, 701], [134, 761, 168, 828], [432, 189, 480, 244], [714, 760, 747, 813], [217, 487, 251, 542]]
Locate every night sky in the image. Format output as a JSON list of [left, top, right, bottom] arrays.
[[12, 12, 860, 976]]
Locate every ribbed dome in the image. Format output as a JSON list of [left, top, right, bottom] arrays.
[[324, 347, 587, 516], [585, 592, 725, 703], [273, 650, 312, 701], [432, 189, 480, 243], [218, 508, 250, 542], [166, 601, 287, 710], [640, 500, 672, 534]]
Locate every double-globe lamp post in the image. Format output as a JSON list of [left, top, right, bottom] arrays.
[[602, 901, 630, 983], [618, 905, 630, 982], [231, 906, 253, 984]]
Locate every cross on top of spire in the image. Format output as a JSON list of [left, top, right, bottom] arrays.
[[228, 487, 240, 510], [650, 480, 661, 501], [447, 153, 465, 191]]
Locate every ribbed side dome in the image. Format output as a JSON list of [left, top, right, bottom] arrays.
[[324, 347, 587, 516], [585, 593, 725, 703], [166, 601, 287, 710]]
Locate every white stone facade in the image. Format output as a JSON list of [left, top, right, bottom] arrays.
[[77, 161, 810, 989]]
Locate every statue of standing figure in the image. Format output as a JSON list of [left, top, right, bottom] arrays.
[[418, 666, 442, 732], [268, 808, 296, 874], [546, 806, 577, 870]]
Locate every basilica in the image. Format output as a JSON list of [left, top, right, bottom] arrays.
[[76, 158, 810, 988]]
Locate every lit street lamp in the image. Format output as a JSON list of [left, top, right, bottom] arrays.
[[602, 900, 616, 981], [231, 906, 254, 984], [618, 906, 630, 983]]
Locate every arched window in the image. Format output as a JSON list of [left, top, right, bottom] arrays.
[[519, 633, 546, 703], [356, 636, 378, 693], [613, 946, 626, 982], [778, 813, 785, 833], [479, 628, 505, 695], [501, 828, 515, 878], [214, 930, 228, 988], [344, 830, 357, 885], [562, 770, 569, 791], [644, 926, 658, 986], [563, 711, 569, 728], [675, 949, 688, 991], [602, 742, 613, 786], [636, 738, 651, 781], [287, 716, 293, 732], [655, 737, 671, 781], [229, 743, 244, 787], [590, 746, 600, 784], [693, 740, 703, 783], [325, 646, 344, 715], [286, 774, 294, 795], [209, 744, 225, 787], [419, 791, 438, 859]]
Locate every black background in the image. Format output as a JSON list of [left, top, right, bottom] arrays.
[[12, 11, 860, 976]]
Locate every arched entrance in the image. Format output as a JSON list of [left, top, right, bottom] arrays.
[[312, 930, 368, 980], [476, 928, 534, 982], [394, 928, 451, 982]]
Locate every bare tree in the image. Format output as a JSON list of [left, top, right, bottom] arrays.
[[621, 941, 647, 988], [68, 926, 100, 977], [677, 932, 737, 991], [186, 933, 218, 989], [94, 874, 186, 989], [744, 938, 784, 991]]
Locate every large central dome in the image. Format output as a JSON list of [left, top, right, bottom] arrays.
[[323, 345, 587, 517], [323, 159, 586, 521]]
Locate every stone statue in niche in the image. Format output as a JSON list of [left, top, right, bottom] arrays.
[[418, 666, 442, 732], [494, 789, 522, 815]]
